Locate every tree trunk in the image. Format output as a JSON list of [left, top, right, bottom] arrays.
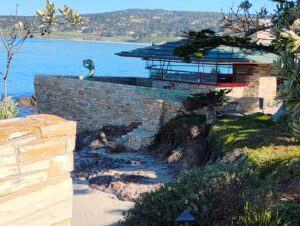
[[3, 78, 7, 114], [4, 78, 7, 99]]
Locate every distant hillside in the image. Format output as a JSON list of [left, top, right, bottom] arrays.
[[0, 9, 223, 43]]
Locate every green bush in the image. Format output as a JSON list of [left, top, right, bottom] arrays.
[[238, 202, 288, 226], [277, 203, 300, 226], [0, 97, 19, 119], [150, 112, 207, 150], [182, 89, 231, 112], [272, 49, 300, 138], [121, 161, 274, 226], [148, 113, 221, 170]]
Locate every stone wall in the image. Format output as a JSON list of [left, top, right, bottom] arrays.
[[0, 115, 76, 226], [126, 99, 182, 150], [35, 76, 187, 133], [35, 65, 278, 133]]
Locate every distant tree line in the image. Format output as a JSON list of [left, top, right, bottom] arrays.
[[0, 9, 223, 42]]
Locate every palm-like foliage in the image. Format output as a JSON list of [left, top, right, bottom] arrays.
[[273, 49, 300, 137]]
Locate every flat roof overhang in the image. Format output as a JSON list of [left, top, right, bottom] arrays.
[[116, 40, 278, 64]]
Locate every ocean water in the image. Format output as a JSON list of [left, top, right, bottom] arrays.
[[0, 38, 148, 98]]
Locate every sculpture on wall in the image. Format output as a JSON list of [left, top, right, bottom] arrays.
[[79, 59, 95, 80]]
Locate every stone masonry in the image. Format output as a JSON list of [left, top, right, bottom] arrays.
[[35, 65, 277, 149], [0, 114, 76, 226], [126, 99, 182, 150], [35, 76, 188, 133]]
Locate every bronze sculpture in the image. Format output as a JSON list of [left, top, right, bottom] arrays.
[[79, 59, 95, 80]]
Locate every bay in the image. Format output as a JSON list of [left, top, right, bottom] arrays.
[[0, 38, 149, 98]]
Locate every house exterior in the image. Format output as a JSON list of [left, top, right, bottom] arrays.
[[116, 40, 279, 113]]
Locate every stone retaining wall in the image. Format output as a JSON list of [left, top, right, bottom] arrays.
[[35, 67, 278, 133], [35, 76, 187, 133], [0, 115, 76, 226]]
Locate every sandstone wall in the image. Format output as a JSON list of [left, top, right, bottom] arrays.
[[35, 76, 187, 133], [35, 65, 278, 134], [0, 115, 76, 226]]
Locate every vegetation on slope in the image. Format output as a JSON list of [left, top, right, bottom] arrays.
[[122, 114, 300, 225], [148, 113, 221, 172], [0, 9, 222, 43]]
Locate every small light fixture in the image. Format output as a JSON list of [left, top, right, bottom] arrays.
[[176, 210, 196, 226]]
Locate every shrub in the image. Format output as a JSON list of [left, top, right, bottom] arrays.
[[121, 160, 274, 226], [183, 89, 231, 112], [148, 113, 221, 170], [0, 97, 19, 119], [238, 202, 288, 226], [272, 49, 300, 138], [150, 112, 207, 149], [277, 203, 300, 226]]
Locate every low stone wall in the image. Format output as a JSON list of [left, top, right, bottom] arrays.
[[35, 76, 187, 133], [35, 67, 278, 134], [0, 114, 76, 226]]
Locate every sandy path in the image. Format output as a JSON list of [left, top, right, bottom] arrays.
[[73, 148, 172, 201], [72, 183, 134, 226], [72, 147, 172, 225]]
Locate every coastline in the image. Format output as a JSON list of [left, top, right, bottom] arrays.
[[33, 36, 152, 45]]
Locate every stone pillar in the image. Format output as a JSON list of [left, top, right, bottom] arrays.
[[127, 100, 165, 151], [0, 114, 76, 226]]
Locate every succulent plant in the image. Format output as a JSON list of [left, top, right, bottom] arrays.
[[273, 48, 300, 138]]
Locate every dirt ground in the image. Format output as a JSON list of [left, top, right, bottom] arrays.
[[72, 183, 134, 226], [72, 147, 172, 225]]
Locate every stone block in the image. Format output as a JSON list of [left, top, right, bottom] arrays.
[[18, 138, 66, 162], [0, 145, 17, 167], [66, 136, 76, 153], [48, 155, 73, 179], [0, 165, 19, 180], [19, 160, 50, 174], [0, 179, 72, 225], [0, 118, 39, 142], [0, 171, 47, 196], [39, 120, 77, 138], [51, 219, 72, 226]]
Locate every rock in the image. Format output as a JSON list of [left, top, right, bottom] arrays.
[[76, 123, 140, 151], [126, 127, 156, 151], [272, 102, 288, 122], [88, 170, 165, 201], [222, 148, 244, 163], [18, 94, 36, 107], [76, 132, 106, 151], [107, 145, 126, 154]]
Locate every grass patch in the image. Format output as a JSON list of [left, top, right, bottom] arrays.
[[246, 146, 300, 180], [209, 114, 297, 152]]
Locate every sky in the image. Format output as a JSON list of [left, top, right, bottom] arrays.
[[0, 0, 276, 16]]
